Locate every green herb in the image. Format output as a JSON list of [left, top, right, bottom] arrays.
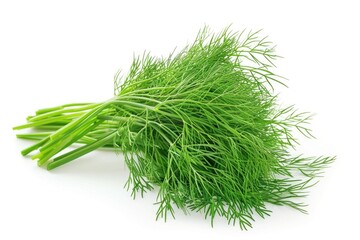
[[14, 27, 334, 229]]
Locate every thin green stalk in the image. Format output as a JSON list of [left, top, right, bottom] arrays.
[[29, 103, 98, 122], [47, 131, 117, 170], [35, 120, 105, 166]]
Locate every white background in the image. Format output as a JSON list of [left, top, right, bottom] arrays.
[[0, 0, 359, 239]]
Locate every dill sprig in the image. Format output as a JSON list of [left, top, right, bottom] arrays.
[[14, 27, 334, 229]]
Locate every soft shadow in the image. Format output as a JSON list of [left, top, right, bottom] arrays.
[[48, 150, 129, 182]]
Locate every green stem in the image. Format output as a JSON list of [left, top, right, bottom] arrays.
[[47, 131, 117, 170], [30, 103, 98, 122], [35, 103, 93, 115], [13, 113, 82, 130], [20, 136, 50, 156], [36, 120, 104, 166], [16, 132, 51, 140]]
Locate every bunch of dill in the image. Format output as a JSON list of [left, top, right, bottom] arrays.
[[14, 27, 334, 229]]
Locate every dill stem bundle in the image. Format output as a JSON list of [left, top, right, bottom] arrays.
[[14, 27, 334, 229]]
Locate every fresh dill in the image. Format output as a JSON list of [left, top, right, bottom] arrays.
[[14, 27, 335, 229]]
